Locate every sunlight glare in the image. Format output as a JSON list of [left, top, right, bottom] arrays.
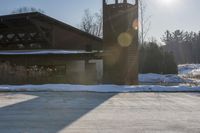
[[117, 32, 133, 47], [157, 0, 181, 8], [0, 94, 38, 108], [162, 0, 174, 5]]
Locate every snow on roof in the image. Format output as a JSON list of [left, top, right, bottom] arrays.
[[0, 50, 95, 55]]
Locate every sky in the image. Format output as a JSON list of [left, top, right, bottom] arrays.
[[0, 0, 200, 43]]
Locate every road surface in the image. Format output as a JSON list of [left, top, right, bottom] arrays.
[[0, 92, 200, 133]]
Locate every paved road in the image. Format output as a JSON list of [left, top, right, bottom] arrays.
[[0, 92, 200, 133]]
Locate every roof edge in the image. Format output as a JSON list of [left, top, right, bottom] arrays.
[[0, 12, 103, 42]]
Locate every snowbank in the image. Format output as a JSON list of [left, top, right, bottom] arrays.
[[0, 84, 200, 92], [139, 64, 200, 84], [179, 64, 200, 76], [0, 50, 94, 55], [139, 73, 184, 83], [178, 64, 200, 84]]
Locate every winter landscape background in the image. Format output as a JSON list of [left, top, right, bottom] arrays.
[[0, 64, 200, 92]]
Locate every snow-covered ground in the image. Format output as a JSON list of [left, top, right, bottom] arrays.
[[139, 64, 200, 85], [0, 84, 200, 92], [179, 64, 200, 77], [0, 50, 95, 55], [179, 64, 200, 84], [139, 74, 184, 83]]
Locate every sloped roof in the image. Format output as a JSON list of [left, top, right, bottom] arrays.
[[0, 12, 102, 42]]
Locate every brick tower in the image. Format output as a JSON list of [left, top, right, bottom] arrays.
[[103, 0, 139, 85]]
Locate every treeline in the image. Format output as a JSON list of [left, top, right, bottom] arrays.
[[139, 42, 178, 74], [162, 30, 200, 64]]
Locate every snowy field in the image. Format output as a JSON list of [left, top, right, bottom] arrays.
[[0, 64, 200, 92]]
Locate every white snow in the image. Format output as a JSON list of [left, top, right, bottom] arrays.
[[139, 64, 200, 84], [0, 50, 94, 55], [0, 84, 200, 92], [179, 64, 200, 76], [177, 64, 200, 84], [139, 73, 184, 83]]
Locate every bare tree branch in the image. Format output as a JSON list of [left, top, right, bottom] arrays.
[[79, 9, 103, 38], [139, 0, 151, 45]]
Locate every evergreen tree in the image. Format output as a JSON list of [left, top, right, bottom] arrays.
[[139, 42, 178, 74], [162, 30, 200, 64]]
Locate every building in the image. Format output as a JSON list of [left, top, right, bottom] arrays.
[[0, 12, 103, 84], [0, 0, 138, 85]]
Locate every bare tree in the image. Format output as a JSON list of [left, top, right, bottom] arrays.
[[139, 0, 151, 45], [11, 7, 45, 14], [93, 11, 103, 38], [79, 9, 103, 38]]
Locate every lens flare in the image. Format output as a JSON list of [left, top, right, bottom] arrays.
[[132, 19, 139, 30], [117, 32, 133, 47]]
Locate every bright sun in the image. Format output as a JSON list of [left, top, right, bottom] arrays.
[[158, 0, 179, 7], [162, 0, 174, 5]]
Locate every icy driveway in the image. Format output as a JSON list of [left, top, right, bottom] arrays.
[[0, 92, 200, 133]]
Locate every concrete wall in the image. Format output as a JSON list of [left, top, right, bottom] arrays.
[[89, 59, 103, 82], [66, 60, 103, 84]]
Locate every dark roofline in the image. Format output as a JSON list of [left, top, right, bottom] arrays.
[[0, 12, 102, 42]]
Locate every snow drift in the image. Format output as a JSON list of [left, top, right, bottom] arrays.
[[139, 73, 184, 83], [0, 84, 200, 92], [139, 64, 200, 84]]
